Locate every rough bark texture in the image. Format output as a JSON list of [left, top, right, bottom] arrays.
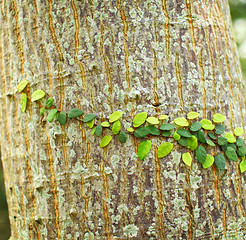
[[0, 0, 246, 239]]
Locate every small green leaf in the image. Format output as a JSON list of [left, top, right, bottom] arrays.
[[174, 117, 189, 127], [236, 138, 244, 147], [208, 132, 216, 140], [157, 142, 173, 158], [197, 130, 206, 143], [109, 111, 123, 123], [31, 89, 45, 102], [159, 115, 168, 120], [127, 127, 134, 133], [214, 153, 226, 170], [112, 120, 121, 134], [134, 127, 150, 138], [213, 113, 226, 123], [17, 80, 29, 92], [218, 136, 228, 146], [86, 119, 95, 129], [214, 124, 225, 135], [206, 138, 215, 147], [177, 129, 192, 138], [68, 108, 83, 118], [138, 140, 152, 160], [224, 132, 236, 143], [47, 109, 57, 123], [162, 130, 171, 137], [190, 122, 202, 132], [146, 125, 160, 136], [159, 124, 175, 131], [202, 155, 214, 169], [100, 135, 112, 148], [45, 97, 55, 108], [40, 107, 45, 116], [240, 158, 246, 173], [178, 138, 188, 147], [95, 125, 103, 137], [173, 131, 181, 140], [133, 112, 148, 127], [58, 111, 67, 125], [20, 93, 27, 112], [83, 114, 97, 123], [237, 146, 246, 157], [225, 147, 238, 162], [118, 131, 128, 143], [187, 135, 198, 150], [195, 145, 207, 164], [146, 116, 159, 125], [101, 121, 110, 127], [182, 152, 192, 166], [222, 143, 236, 152], [200, 119, 215, 130], [91, 127, 96, 135], [234, 127, 244, 137], [187, 111, 200, 120]]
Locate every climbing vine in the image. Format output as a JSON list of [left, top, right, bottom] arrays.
[[17, 80, 246, 173]]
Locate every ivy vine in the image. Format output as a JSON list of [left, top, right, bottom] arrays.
[[17, 80, 246, 173]]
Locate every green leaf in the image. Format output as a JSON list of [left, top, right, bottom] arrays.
[[178, 138, 188, 147], [83, 114, 97, 123], [236, 138, 244, 147], [234, 127, 244, 137], [134, 127, 150, 138], [224, 132, 236, 143], [95, 125, 103, 137], [195, 145, 207, 164], [177, 129, 192, 138], [31, 89, 45, 102], [208, 132, 216, 140], [162, 130, 171, 137], [202, 155, 214, 169], [159, 124, 175, 131], [86, 119, 95, 129], [159, 115, 168, 120], [133, 112, 148, 127], [157, 142, 173, 158], [118, 131, 128, 143], [101, 121, 110, 127], [68, 108, 83, 118], [174, 117, 189, 127], [206, 138, 215, 147], [17, 80, 29, 92], [240, 158, 246, 173], [190, 122, 202, 132], [109, 111, 123, 123], [187, 135, 198, 150], [91, 127, 96, 135], [146, 117, 159, 125], [40, 107, 45, 116], [200, 119, 215, 130], [146, 125, 160, 136], [213, 113, 226, 123], [100, 135, 112, 148], [127, 127, 134, 133], [218, 137, 228, 146], [197, 130, 206, 143], [182, 152, 192, 166], [47, 109, 57, 123], [58, 111, 67, 125], [225, 147, 238, 162], [237, 146, 246, 157], [173, 131, 181, 140], [214, 153, 226, 170], [187, 111, 200, 120], [214, 124, 225, 135], [112, 120, 121, 134], [20, 93, 27, 112], [222, 143, 236, 153], [45, 97, 55, 108], [138, 140, 152, 160]]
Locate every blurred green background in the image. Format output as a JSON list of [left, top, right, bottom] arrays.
[[0, 1, 246, 239]]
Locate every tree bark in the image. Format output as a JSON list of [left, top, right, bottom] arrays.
[[0, 0, 246, 239]]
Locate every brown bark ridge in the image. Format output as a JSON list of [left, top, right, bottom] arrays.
[[0, 0, 246, 239]]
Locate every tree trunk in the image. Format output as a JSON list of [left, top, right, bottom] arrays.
[[0, 0, 246, 239]]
